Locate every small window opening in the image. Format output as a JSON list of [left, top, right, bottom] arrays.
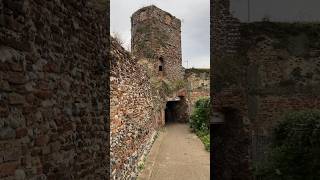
[[159, 57, 164, 72]]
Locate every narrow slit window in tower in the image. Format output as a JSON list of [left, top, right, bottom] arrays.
[[159, 57, 164, 72]]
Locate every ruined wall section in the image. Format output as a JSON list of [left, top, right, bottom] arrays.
[[131, 5, 183, 82], [211, 2, 250, 178], [0, 0, 109, 179], [242, 23, 320, 134], [212, 0, 241, 58], [211, 0, 244, 113], [212, 1, 320, 179], [110, 39, 163, 179], [185, 69, 210, 111]]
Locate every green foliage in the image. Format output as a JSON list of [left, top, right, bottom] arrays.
[[196, 130, 210, 151], [190, 98, 211, 151], [190, 98, 210, 131], [254, 110, 320, 180], [186, 68, 210, 74], [158, 80, 187, 95], [138, 162, 145, 171], [173, 80, 187, 91], [162, 80, 172, 94]]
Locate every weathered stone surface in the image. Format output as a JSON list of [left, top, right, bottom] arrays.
[[131, 5, 184, 82], [14, 169, 26, 180], [0, 0, 109, 179], [211, 0, 320, 179], [15, 128, 28, 138], [185, 69, 210, 110], [8, 93, 25, 105], [0, 127, 16, 140], [0, 162, 19, 177]]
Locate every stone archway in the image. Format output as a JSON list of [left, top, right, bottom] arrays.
[[165, 96, 189, 124]]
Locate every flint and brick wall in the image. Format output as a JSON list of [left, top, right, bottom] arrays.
[[0, 0, 109, 179], [110, 39, 163, 179], [131, 5, 183, 82], [110, 6, 189, 179]]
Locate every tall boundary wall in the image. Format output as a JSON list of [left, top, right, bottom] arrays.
[[110, 38, 164, 179], [0, 0, 109, 179]]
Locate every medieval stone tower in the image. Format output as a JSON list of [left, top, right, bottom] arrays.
[[131, 5, 183, 81]]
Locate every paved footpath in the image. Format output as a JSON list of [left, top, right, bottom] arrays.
[[138, 123, 210, 180]]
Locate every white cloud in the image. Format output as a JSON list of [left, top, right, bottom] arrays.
[[111, 0, 210, 69]]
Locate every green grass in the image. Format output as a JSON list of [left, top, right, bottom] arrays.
[[138, 163, 145, 171], [196, 130, 210, 151]]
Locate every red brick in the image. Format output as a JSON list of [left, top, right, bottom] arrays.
[[34, 90, 52, 100], [0, 162, 18, 177], [16, 128, 28, 138], [0, 106, 9, 117], [43, 63, 59, 73], [35, 135, 49, 146], [8, 93, 26, 105], [10, 62, 23, 72], [6, 72, 27, 85]]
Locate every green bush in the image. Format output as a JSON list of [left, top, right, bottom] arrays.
[[196, 130, 210, 151], [255, 110, 320, 180], [190, 98, 210, 132], [190, 98, 210, 151]]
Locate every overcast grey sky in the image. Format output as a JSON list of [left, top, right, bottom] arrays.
[[230, 0, 320, 22], [111, 0, 210, 69]]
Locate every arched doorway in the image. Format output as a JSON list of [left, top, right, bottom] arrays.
[[164, 96, 189, 124]]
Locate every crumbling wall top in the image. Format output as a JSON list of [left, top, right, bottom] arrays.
[[131, 5, 181, 29]]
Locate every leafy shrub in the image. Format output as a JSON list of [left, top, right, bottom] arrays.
[[190, 98, 210, 132], [196, 130, 210, 151], [255, 110, 320, 180], [190, 98, 210, 151]]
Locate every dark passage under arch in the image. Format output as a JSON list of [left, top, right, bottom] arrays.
[[159, 57, 164, 72], [165, 96, 189, 124]]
